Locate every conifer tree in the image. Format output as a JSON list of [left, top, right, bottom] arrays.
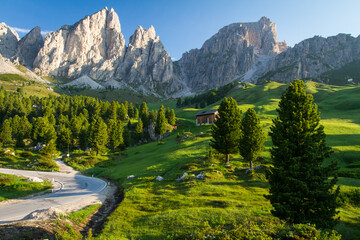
[[118, 104, 128, 121], [89, 116, 108, 156], [57, 124, 72, 151], [128, 102, 134, 119], [32, 117, 55, 144], [108, 119, 124, 150], [140, 102, 149, 127], [266, 80, 339, 229], [210, 97, 242, 163], [239, 108, 264, 169], [155, 105, 167, 140], [134, 108, 139, 120], [0, 119, 12, 145], [169, 109, 176, 125], [165, 107, 171, 121], [135, 119, 143, 141], [109, 101, 118, 120], [40, 139, 57, 157]]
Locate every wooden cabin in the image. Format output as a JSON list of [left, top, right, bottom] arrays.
[[196, 109, 219, 126]]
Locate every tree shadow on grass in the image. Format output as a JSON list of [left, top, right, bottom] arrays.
[[0, 225, 54, 240]]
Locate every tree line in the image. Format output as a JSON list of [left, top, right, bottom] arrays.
[[210, 80, 339, 230], [176, 81, 247, 108], [0, 87, 176, 156]]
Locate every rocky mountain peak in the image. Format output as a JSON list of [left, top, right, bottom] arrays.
[[15, 26, 43, 68], [258, 16, 271, 24], [0, 23, 19, 59], [129, 25, 158, 49], [178, 17, 288, 91], [33, 7, 126, 78]]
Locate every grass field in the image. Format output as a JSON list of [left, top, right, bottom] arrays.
[[0, 149, 59, 172], [67, 81, 360, 239], [0, 173, 52, 202]]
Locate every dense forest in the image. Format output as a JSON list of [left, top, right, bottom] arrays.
[[0, 87, 176, 157]]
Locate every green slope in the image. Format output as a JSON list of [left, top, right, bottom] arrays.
[[73, 81, 360, 239]]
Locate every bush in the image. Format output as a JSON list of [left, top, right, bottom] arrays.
[[337, 189, 360, 207]]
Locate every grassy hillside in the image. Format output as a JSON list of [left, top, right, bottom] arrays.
[[321, 60, 360, 85], [70, 81, 360, 239], [0, 74, 59, 98], [0, 173, 52, 202]]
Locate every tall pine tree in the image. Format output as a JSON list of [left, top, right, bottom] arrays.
[[155, 105, 167, 140], [89, 116, 108, 156], [0, 119, 12, 146], [135, 119, 144, 141], [266, 79, 339, 229], [239, 108, 265, 169], [210, 97, 242, 164]]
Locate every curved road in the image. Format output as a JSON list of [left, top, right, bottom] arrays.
[[0, 160, 107, 224]]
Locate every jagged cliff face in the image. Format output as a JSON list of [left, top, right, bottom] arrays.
[[259, 34, 360, 82], [178, 17, 288, 91], [0, 23, 20, 59], [32, 7, 182, 96], [114, 25, 182, 94], [2, 10, 359, 96], [33, 8, 126, 79], [15, 26, 44, 68]]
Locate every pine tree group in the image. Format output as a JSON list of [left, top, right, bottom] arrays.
[[266, 79, 339, 229]]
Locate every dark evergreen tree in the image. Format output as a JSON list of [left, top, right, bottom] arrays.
[[239, 108, 265, 169], [155, 105, 167, 140], [57, 124, 72, 151], [89, 116, 108, 156], [118, 104, 128, 121], [109, 101, 118, 120], [176, 98, 182, 107], [139, 102, 149, 127], [134, 108, 139, 120], [128, 102, 134, 119], [32, 117, 55, 144], [135, 119, 143, 141], [266, 79, 339, 229], [168, 109, 176, 125], [108, 119, 124, 150], [0, 119, 12, 145], [40, 139, 57, 157], [210, 97, 242, 164], [148, 110, 156, 124], [165, 107, 171, 122]]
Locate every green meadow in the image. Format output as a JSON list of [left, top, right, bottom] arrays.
[[71, 81, 360, 239], [0, 173, 52, 202]]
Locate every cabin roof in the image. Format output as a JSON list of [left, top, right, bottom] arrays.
[[196, 109, 218, 117]]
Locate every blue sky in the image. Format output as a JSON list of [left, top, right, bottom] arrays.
[[1, 0, 360, 59]]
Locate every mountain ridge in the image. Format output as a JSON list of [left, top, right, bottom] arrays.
[[0, 8, 359, 97]]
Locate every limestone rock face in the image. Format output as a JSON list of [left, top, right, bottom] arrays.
[[0, 23, 19, 59], [33, 7, 126, 79], [260, 34, 360, 83], [33, 8, 182, 96], [15, 26, 43, 68], [178, 17, 288, 91], [116, 26, 183, 95]]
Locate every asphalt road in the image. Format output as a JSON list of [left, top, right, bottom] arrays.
[[0, 160, 107, 224]]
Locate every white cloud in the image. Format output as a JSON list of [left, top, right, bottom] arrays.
[[11, 26, 30, 34], [11, 26, 52, 36], [171, 57, 178, 61]]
